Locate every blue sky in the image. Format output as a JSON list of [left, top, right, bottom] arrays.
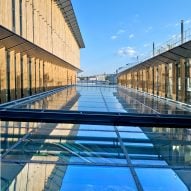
[[72, 0, 191, 76]]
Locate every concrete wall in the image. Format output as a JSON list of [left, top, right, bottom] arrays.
[[0, 0, 82, 103]]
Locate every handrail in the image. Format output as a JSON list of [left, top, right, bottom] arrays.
[[117, 27, 191, 74]]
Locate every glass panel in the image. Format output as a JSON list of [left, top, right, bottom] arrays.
[[1, 85, 191, 191], [1, 162, 67, 191], [8, 85, 191, 114], [132, 160, 168, 165], [77, 126, 116, 138], [1, 121, 126, 166], [60, 166, 137, 191], [136, 168, 188, 191]]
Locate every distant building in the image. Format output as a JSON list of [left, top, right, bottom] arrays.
[[78, 73, 117, 85], [106, 74, 117, 84]]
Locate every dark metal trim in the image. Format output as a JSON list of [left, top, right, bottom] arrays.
[[168, 50, 187, 58], [180, 45, 191, 52], [1, 159, 191, 170], [0, 109, 191, 127], [114, 125, 144, 190], [159, 54, 177, 62]]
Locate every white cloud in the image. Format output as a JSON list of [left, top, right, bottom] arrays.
[[129, 34, 135, 39], [111, 29, 126, 40], [171, 34, 177, 39], [133, 14, 140, 23], [143, 43, 150, 48], [175, 22, 179, 27], [117, 29, 125, 34], [174, 19, 191, 27], [111, 35, 118, 40], [185, 19, 191, 25], [145, 26, 153, 33], [117, 47, 137, 57], [165, 23, 178, 28]]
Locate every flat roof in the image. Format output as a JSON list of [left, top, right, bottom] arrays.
[[55, 0, 85, 48]]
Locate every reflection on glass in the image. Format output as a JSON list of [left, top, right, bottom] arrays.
[[2, 162, 68, 191], [1, 85, 191, 190], [116, 86, 191, 114], [60, 166, 137, 191], [136, 168, 188, 191]]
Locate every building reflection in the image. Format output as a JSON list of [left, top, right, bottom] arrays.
[[1, 87, 80, 191], [116, 86, 191, 165], [116, 86, 191, 114], [116, 86, 191, 188], [146, 127, 191, 166]]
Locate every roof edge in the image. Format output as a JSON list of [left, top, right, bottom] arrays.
[[55, 0, 85, 48]]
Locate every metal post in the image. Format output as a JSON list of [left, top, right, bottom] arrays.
[[181, 20, 184, 44], [153, 42, 155, 56]]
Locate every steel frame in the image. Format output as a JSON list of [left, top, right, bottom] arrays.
[[0, 108, 191, 127]]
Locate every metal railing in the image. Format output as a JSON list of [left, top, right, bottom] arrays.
[[117, 62, 138, 73], [141, 27, 191, 63], [151, 27, 191, 58], [117, 27, 191, 74]]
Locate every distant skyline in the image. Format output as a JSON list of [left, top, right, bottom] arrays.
[[72, 0, 191, 76]]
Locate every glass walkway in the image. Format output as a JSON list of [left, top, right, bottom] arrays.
[[0, 85, 191, 191]]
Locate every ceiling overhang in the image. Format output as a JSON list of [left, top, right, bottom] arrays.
[[0, 25, 82, 72]]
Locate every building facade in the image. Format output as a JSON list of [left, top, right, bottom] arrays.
[[117, 41, 191, 105], [0, 0, 84, 103]]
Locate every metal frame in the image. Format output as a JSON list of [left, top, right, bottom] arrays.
[[0, 109, 191, 127], [2, 159, 191, 169], [1, 85, 191, 191]]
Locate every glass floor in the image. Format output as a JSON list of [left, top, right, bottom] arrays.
[[0, 85, 191, 191]]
